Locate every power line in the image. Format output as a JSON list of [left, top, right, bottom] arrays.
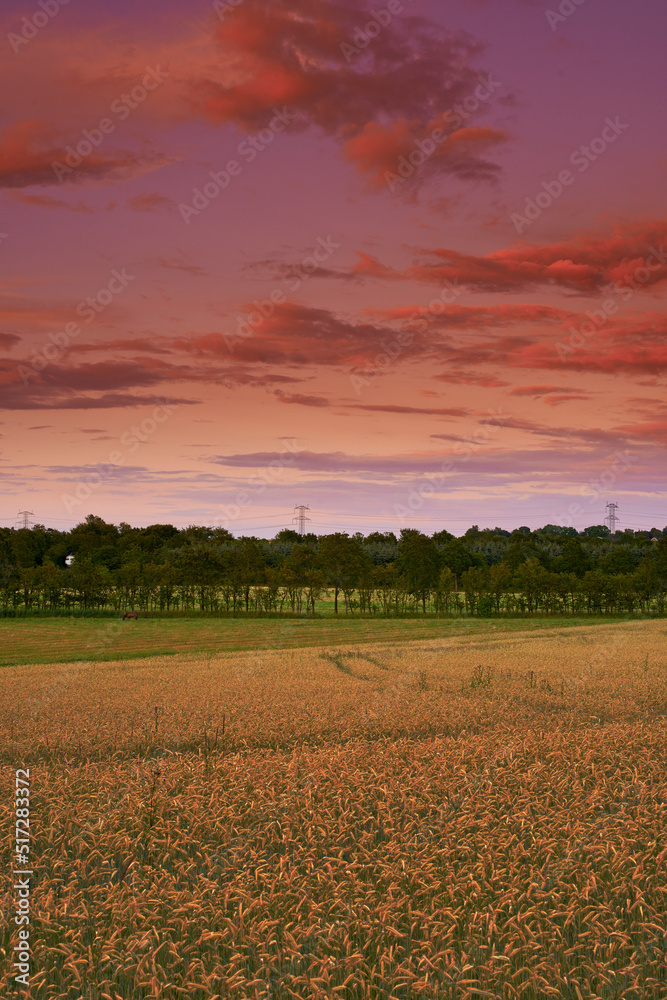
[[292, 505, 311, 536], [605, 502, 619, 534], [0, 504, 663, 534], [16, 510, 34, 530]]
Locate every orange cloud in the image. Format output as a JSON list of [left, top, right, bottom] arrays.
[[404, 219, 667, 294], [275, 391, 330, 407], [343, 119, 508, 190], [543, 394, 591, 406], [371, 303, 571, 328], [346, 403, 469, 416], [509, 384, 584, 397]]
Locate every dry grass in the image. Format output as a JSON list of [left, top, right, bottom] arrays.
[[1, 619, 666, 998]]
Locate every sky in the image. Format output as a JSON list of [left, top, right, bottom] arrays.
[[0, 0, 665, 537]]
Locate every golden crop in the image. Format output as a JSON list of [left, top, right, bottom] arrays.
[[1, 619, 666, 999]]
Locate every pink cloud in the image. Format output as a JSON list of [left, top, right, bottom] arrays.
[[8, 191, 92, 212], [187, 0, 509, 191], [406, 219, 667, 294], [128, 192, 173, 211], [0, 119, 174, 189]]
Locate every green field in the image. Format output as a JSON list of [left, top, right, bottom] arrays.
[[0, 613, 631, 667]]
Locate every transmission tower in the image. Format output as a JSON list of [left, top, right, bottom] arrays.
[[17, 510, 34, 530], [605, 502, 619, 534], [292, 505, 311, 535]]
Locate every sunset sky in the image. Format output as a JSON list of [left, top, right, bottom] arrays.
[[1, 0, 665, 536]]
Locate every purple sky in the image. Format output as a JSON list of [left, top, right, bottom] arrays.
[[1, 0, 665, 536]]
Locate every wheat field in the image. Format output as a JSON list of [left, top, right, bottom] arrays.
[[1, 619, 666, 998]]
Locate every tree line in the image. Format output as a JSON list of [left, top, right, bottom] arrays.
[[1, 515, 666, 616]]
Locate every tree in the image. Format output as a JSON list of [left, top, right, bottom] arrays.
[[396, 531, 441, 612], [69, 515, 119, 559], [281, 543, 319, 613], [441, 538, 480, 589], [655, 537, 667, 582], [433, 566, 455, 613], [365, 531, 397, 545], [633, 558, 659, 611], [557, 538, 593, 578], [303, 568, 325, 614], [581, 569, 606, 614], [318, 534, 367, 614], [138, 523, 181, 559], [36, 561, 64, 610], [363, 532, 398, 567], [11, 528, 48, 569], [372, 563, 398, 614], [487, 562, 512, 612], [535, 524, 578, 537], [461, 565, 487, 615], [501, 540, 534, 573], [274, 529, 302, 545], [599, 547, 637, 574], [581, 525, 610, 538], [69, 558, 111, 609], [514, 558, 549, 613], [91, 545, 122, 571], [231, 537, 265, 612]]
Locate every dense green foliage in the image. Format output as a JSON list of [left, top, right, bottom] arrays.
[[1, 516, 666, 615]]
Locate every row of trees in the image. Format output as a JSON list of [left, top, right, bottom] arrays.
[[1, 516, 666, 615]]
